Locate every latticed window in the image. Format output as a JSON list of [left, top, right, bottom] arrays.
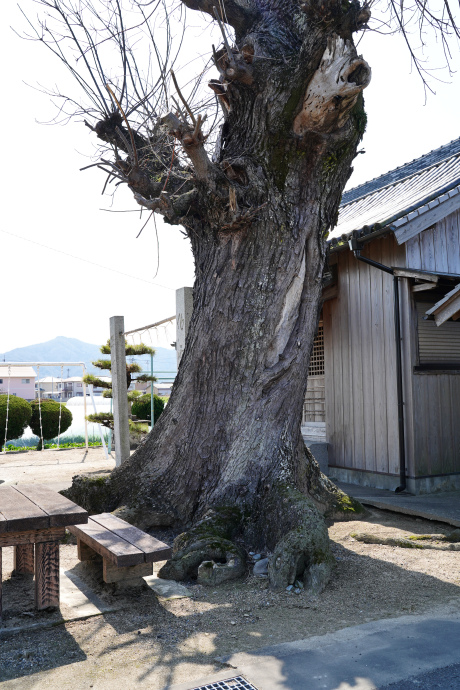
[[308, 323, 324, 376], [303, 322, 325, 424]]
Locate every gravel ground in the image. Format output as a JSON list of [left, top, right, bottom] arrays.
[[1, 509, 459, 689], [0, 452, 459, 688]]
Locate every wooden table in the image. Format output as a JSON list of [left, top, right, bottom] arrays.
[[0, 484, 88, 618]]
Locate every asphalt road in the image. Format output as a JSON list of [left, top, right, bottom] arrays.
[[381, 662, 460, 689], [171, 608, 460, 690]]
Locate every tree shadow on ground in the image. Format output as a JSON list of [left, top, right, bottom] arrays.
[[0, 540, 459, 688]]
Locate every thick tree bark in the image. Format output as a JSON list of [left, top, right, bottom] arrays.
[[63, 0, 370, 592]]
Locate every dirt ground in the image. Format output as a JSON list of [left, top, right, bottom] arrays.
[[0, 447, 115, 491], [1, 451, 459, 689]]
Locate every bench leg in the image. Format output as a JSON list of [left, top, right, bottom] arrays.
[[14, 544, 35, 575], [103, 559, 152, 586], [0, 547, 2, 621], [77, 538, 98, 562], [35, 541, 60, 610]]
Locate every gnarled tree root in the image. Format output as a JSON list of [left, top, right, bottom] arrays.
[[61, 474, 175, 530], [301, 447, 365, 521], [252, 484, 335, 593], [158, 507, 246, 584], [61, 474, 117, 514], [61, 450, 363, 595], [158, 485, 336, 594], [351, 532, 460, 551]]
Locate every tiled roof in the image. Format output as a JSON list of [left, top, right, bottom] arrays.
[[0, 366, 37, 378], [330, 137, 460, 244]]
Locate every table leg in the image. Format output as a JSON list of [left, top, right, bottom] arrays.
[[14, 544, 35, 575], [35, 541, 60, 610]]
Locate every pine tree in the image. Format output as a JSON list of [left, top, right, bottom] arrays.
[[84, 341, 157, 436]]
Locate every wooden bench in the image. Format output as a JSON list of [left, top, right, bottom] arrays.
[[68, 513, 172, 586]]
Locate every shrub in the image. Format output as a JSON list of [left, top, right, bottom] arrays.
[[131, 394, 165, 423], [29, 400, 73, 449], [0, 395, 32, 447]]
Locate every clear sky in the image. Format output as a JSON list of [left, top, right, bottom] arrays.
[[1, 1, 459, 354]]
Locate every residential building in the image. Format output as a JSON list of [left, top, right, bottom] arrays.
[[58, 376, 109, 398], [38, 376, 64, 400], [137, 381, 173, 398], [0, 366, 37, 401]]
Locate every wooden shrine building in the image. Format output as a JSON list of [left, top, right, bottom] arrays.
[[303, 137, 460, 494]]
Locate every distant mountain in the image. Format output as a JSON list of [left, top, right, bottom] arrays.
[[2, 336, 177, 380]]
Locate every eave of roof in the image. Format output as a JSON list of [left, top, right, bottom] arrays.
[[329, 137, 460, 252]]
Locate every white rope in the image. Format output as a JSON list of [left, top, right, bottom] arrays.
[[37, 365, 44, 451], [2, 364, 11, 451], [57, 365, 63, 449]]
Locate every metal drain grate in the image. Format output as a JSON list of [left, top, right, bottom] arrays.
[[190, 676, 258, 690]]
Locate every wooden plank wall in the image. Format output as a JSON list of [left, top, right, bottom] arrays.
[[405, 210, 460, 274], [325, 235, 406, 475], [404, 209, 460, 478]]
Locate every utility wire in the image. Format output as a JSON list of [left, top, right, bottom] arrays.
[[0, 228, 174, 291]]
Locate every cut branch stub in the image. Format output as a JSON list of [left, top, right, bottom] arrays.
[[208, 80, 231, 113], [294, 34, 371, 136], [133, 191, 176, 222], [161, 112, 212, 181], [221, 159, 248, 184], [214, 45, 254, 85]]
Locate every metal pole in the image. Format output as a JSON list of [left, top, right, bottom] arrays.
[[89, 384, 108, 459], [108, 397, 112, 454], [82, 365, 89, 452], [393, 276, 407, 493], [150, 353, 154, 431], [5, 362, 88, 367]]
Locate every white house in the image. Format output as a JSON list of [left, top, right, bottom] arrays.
[[0, 366, 37, 401]]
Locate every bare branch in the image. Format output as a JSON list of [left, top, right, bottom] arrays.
[[170, 69, 197, 126]]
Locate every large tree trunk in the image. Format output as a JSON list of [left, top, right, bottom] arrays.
[[61, 1, 370, 593]]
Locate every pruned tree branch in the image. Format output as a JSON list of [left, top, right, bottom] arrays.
[[161, 112, 213, 181]]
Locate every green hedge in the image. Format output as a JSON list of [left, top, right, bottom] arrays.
[[0, 395, 32, 446], [131, 394, 165, 422], [29, 400, 73, 448]]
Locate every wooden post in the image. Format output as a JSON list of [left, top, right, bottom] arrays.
[[14, 544, 35, 575], [176, 287, 193, 367], [110, 315, 130, 467], [35, 541, 60, 610]]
